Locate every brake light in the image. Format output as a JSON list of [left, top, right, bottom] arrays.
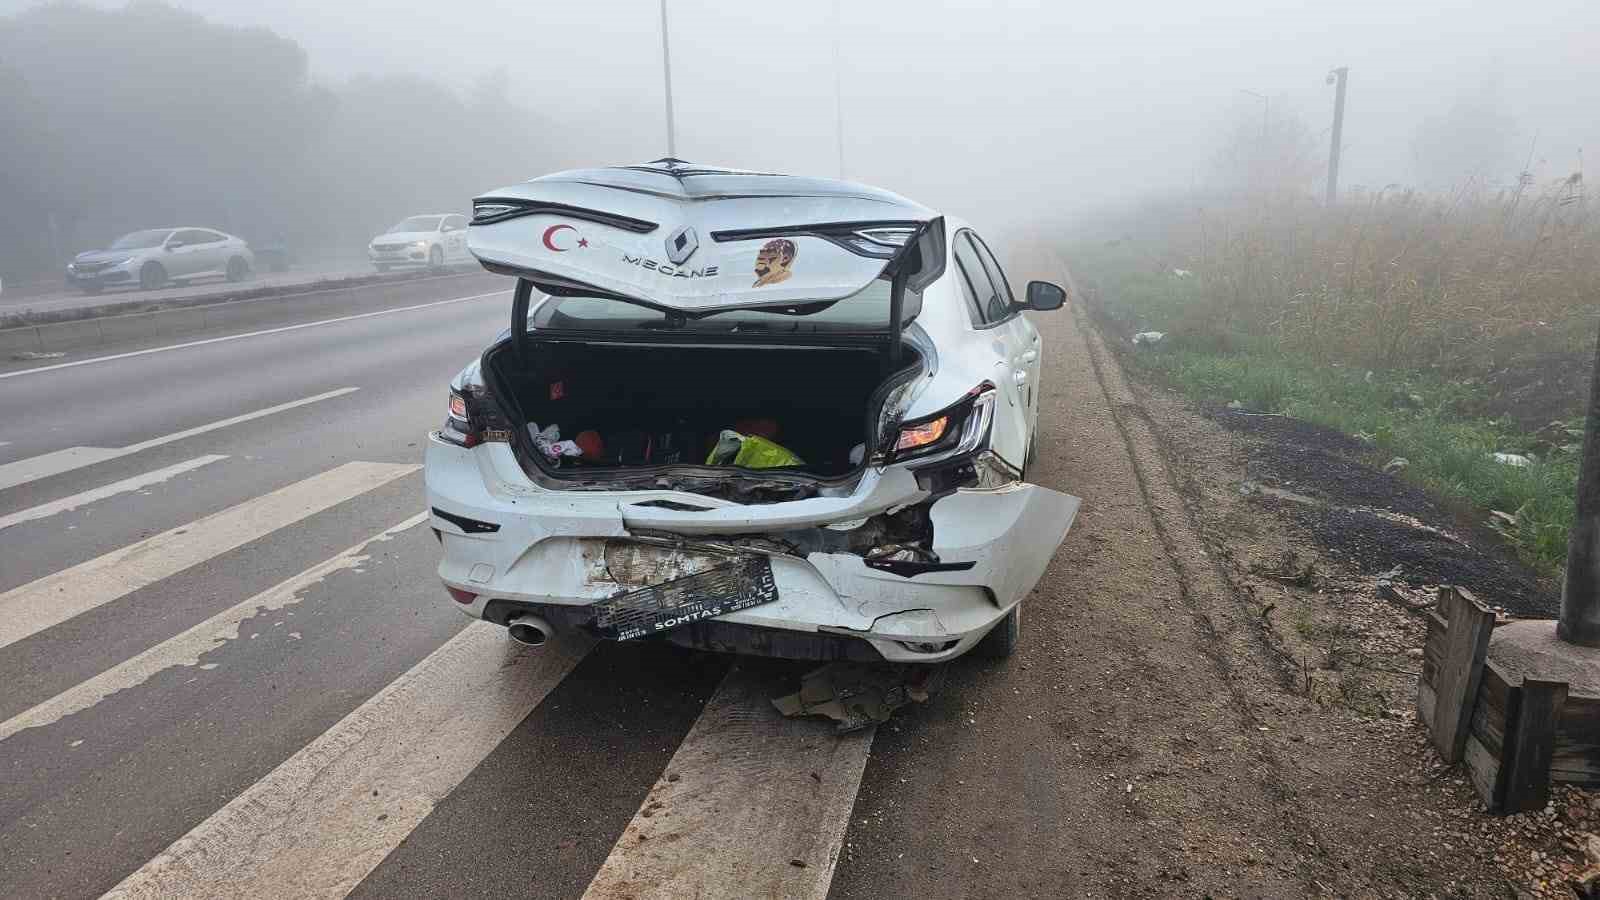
[[446, 586, 477, 604], [441, 389, 480, 448], [894, 415, 949, 452], [881, 383, 996, 465]]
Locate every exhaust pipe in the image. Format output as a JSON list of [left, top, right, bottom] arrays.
[[506, 614, 554, 648]]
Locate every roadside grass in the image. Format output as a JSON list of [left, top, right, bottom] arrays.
[[1070, 189, 1589, 572]]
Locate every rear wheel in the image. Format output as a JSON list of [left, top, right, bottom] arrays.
[[973, 606, 1020, 659], [427, 245, 444, 271], [225, 256, 250, 282], [139, 262, 167, 291]]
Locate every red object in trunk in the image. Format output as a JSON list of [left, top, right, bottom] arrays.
[[735, 418, 780, 440], [575, 430, 605, 460]]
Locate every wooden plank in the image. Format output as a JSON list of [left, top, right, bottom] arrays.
[[1503, 678, 1569, 813], [1464, 734, 1504, 810], [1431, 587, 1496, 764], [1418, 681, 1437, 728], [1465, 664, 1518, 811], [1551, 693, 1600, 787], [1418, 609, 1448, 721], [1472, 662, 1514, 755]]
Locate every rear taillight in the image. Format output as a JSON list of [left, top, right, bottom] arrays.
[[446, 586, 477, 605], [441, 389, 480, 448], [879, 383, 996, 466]]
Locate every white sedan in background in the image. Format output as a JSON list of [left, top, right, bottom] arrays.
[[368, 214, 471, 272], [66, 227, 254, 293]]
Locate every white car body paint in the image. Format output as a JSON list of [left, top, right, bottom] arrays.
[[427, 161, 1079, 663]]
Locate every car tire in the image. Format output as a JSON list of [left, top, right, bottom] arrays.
[[427, 245, 444, 271], [139, 262, 167, 291], [226, 256, 250, 282], [973, 606, 1020, 659]]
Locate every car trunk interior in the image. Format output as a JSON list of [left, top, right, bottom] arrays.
[[484, 339, 918, 480]]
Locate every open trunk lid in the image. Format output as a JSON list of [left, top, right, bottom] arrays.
[[467, 160, 941, 319]]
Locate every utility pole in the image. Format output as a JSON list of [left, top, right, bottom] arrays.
[[832, 0, 846, 178], [1239, 89, 1268, 141], [659, 0, 676, 157], [1325, 66, 1349, 204], [1561, 320, 1600, 646]]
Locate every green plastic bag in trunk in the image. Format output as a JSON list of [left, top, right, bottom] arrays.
[[706, 430, 805, 468]]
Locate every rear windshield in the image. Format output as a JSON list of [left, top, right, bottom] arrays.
[[532, 279, 920, 335]]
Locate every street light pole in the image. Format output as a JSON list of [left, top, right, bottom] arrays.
[[1239, 89, 1268, 141], [1560, 320, 1600, 647], [1325, 66, 1349, 204], [832, 0, 846, 178], [659, 0, 676, 158]]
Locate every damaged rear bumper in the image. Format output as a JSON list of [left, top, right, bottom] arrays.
[[425, 435, 1079, 663]]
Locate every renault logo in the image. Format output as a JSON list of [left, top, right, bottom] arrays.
[[665, 225, 698, 265]]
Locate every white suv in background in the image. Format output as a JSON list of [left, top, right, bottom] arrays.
[[66, 228, 254, 293], [368, 214, 471, 271]]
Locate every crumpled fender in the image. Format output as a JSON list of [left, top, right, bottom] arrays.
[[810, 483, 1080, 615]]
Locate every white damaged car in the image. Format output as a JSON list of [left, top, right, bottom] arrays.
[[425, 160, 1079, 663]]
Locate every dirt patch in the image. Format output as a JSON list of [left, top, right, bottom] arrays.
[[1201, 403, 1560, 617], [1456, 350, 1592, 433]]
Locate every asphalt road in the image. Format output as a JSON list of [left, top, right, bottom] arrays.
[[0, 260, 1346, 899]]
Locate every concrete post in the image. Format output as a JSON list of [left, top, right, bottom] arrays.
[[1560, 320, 1600, 646]]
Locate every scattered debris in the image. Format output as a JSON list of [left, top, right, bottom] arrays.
[[1493, 452, 1533, 468], [1382, 456, 1410, 475], [1250, 549, 1319, 588], [12, 350, 66, 361], [772, 662, 945, 733], [1170, 268, 1192, 278], [1132, 331, 1165, 346]]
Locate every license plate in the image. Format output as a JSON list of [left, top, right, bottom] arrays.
[[591, 555, 778, 641]]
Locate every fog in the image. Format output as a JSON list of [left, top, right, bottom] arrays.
[[4, 0, 1598, 278]]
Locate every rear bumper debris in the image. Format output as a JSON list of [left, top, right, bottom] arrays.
[[425, 434, 1079, 663]]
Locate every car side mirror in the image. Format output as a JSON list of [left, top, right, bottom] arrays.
[[1024, 280, 1067, 311]]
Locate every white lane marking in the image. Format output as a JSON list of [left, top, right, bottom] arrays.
[[0, 461, 417, 650], [0, 512, 427, 742], [0, 289, 505, 380], [0, 454, 226, 533], [582, 666, 874, 900], [0, 387, 358, 491], [103, 623, 592, 900]]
